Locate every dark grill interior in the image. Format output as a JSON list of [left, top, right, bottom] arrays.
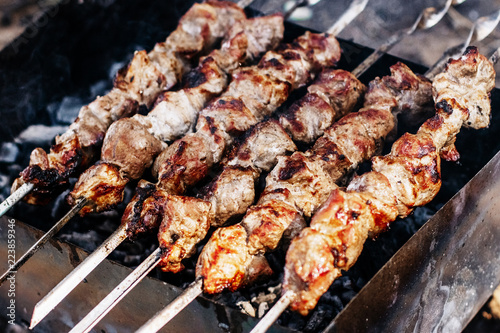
[[1, 0, 500, 331]]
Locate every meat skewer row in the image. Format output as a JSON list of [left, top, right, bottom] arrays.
[[30, 12, 344, 330], [132, 0, 453, 278], [3, 0, 249, 213], [135, 3, 463, 330], [126, 67, 365, 244], [87, 51, 431, 333], [251, 47, 496, 332], [17, 12, 289, 329], [69, 13, 286, 216], [196, 60, 432, 297], [67, 29, 343, 333], [68, 0, 462, 328], [1, 10, 286, 287], [133, 61, 432, 333], [63, 2, 377, 329]]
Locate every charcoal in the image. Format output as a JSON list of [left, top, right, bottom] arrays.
[[304, 304, 333, 332], [257, 302, 269, 318], [0, 142, 19, 163], [89, 79, 109, 97], [0, 175, 9, 201], [59, 230, 102, 252], [237, 300, 256, 317], [51, 96, 84, 124], [14, 124, 67, 145]]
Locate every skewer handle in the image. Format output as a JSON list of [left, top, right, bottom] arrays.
[[135, 279, 203, 333], [352, 0, 454, 78], [30, 222, 127, 329], [69, 248, 162, 333], [326, 0, 369, 35], [0, 182, 34, 218], [250, 291, 295, 333]]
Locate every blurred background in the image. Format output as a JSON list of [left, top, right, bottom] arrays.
[[2, 0, 500, 73]]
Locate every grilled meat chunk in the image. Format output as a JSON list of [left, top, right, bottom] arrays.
[[224, 120, 297, 173], [158, 195, 212, 273], [200, 166, 257, 228], [101, 118, 164, 180], [280, 69, 366, 143], [68, 163, 128, 216], [196, 224, 274, 294]]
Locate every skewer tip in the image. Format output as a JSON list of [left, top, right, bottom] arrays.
[[250, 290, 294, 333], [30, 305, 44, 329]]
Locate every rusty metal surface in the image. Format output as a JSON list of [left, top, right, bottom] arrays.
[[325, 148, 500, 332], [0, 217, 293, 332]]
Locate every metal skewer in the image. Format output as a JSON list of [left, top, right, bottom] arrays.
[[27, 0, 332, 329], [29, 222, 127, 329], [426, 8, 500, 78], [135, 279, 204, 333], [0, 197, 89, 285], [0, 182, 33, 218], [68, 248, 162, 333], [250, 12, 500, 333], [62, 1, 369, 332], [352, 0, 456, 78]]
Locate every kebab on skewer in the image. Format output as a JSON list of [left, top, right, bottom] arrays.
[[3, 0, 248, 211], [126, 68, 365, 244], [67, 54, 366, 333], [253, 46, 496, 332], [30, 25, 343, 330], [129, 59, 434, 333], [144, 0, 456, 279], [79, 29, 342, 239], [66, 12, 286, 217], [67, 27, 347, 333], [29, 2, 372, 326], [0, 8, 287, 287]]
